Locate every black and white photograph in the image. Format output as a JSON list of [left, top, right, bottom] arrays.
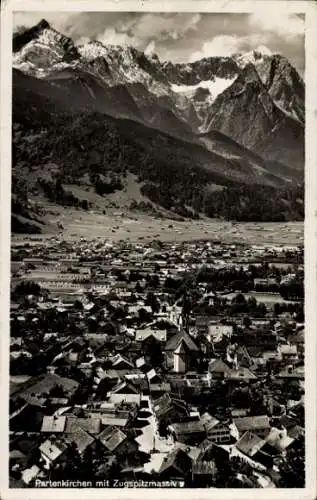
[[1, 0, 316, 497]]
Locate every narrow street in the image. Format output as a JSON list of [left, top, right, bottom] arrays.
[[135, 396, 174, 473]]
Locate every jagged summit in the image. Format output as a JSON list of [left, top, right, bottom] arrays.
[[13, 20, 80, 74], [234, 48, 273, 67], [35, 18, 51, 30], [13, 19, 51, 51]]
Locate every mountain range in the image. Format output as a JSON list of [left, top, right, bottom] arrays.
[[11, 20, 305, 231]]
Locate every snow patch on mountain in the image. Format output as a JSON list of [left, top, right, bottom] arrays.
[[171, 76, 237, 102]]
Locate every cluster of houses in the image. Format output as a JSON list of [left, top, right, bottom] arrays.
[[9, 238, 304, 488]]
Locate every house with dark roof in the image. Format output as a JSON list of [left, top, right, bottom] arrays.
[[109, 380, 140, 396], [158, 448, 192, 480], [197, 439, 229, 463], [235, 431, 267, 459], [226, 367, 257, 383], [167, 420, 207, 445], [208, 359, 232, 381], [276, 365, 304, 380], [98, 426, 138, 457], [288, 424, 304, 440], [152, 393, 189, 427], [146, 368, 162, 384], [64, 416, 101, 435], [165, 329, 199, 371], [173, 339, 193, 373], [205, 419, 232, 444], [12, 373, 79, 408], [233, 415, 271, 439], [192, 460, 217, 487], [235, 431, 277, 469], [107, 379, 142, 405], [65, 427, 95, 455]]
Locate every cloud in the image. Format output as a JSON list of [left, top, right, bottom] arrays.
[[189, 34, 273, 61], [249, 10, 305, 37], [96, 27, 137, 47], [190, 35, 241, 60]]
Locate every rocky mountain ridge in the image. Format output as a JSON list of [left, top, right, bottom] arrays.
[[13, 20, 304, 169]]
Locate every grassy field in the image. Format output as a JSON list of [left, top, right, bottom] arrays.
[[12, 205, 304, 247]]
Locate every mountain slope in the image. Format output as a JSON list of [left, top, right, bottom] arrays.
[[204, 64, 304, 169], [13, 68, 288, 189]]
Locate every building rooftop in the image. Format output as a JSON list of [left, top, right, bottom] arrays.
[[98, 427, 127, 452], [41, 416, 66, 433], [233, 415, 271, 433]]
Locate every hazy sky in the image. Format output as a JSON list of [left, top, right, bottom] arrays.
[[13, 10, 305, 75]]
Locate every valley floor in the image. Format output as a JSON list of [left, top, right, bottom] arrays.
[[11, 209, 303, 246]]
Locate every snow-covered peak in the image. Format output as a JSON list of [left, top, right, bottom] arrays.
[[78, 41, 137, 65], [234, 48, 273, 68], [13, 24, 78, 70]]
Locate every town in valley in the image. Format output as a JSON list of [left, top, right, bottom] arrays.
[[9, 235, 304, 488]]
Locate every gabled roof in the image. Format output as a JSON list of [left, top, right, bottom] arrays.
[[205, 420, 228, 434], [65, 416, 101, 435], [168, 420, 206, 436], [158, 448, 191, 475], [199, 413, 220, 430], [111, 354, 134, 369], [174, 442, 201, 461], [235, 345, 253, 367], [279, 414, 297, 430], [227, 367, 257, 381], [108, 393, 141, 405], [279, 344, 297, 355], [166, 329, 199, 352], [39, 439, 68, 462], [17, 374, 79, 403], [208, 359, 231, 375], [152, 393, 188, 419], [236, 431, 266, 457], [174, 339, 191, 355], [199, 438, 219, 452], [66, 427, 94, 453], [10, 449, 27, 461], [98, 427, 128, 452], [233, 415, 271, 433], [110, 380, 139, 395], [149, 382, 171, 392]]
